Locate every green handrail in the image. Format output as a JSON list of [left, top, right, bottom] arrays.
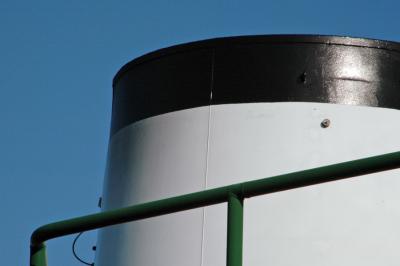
[[30, 151, 400, 266]]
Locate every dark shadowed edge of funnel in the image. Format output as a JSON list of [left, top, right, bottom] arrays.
[[110, 35, 400, 136]]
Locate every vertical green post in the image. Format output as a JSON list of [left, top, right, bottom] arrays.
[[226, 192, 243, 266], [30, 243, 47, 266]]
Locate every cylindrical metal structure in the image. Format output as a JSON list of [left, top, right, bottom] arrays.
[[96, 35, 400, 266]]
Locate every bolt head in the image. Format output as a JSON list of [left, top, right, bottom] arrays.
[[321, 119, 330, 128]]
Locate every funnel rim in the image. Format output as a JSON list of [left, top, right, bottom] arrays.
[[113, 34, 400, 87]]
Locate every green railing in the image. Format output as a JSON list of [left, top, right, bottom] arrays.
[[30, 151, 400, 266]]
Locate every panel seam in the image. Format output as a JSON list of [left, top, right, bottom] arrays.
[[200, 48, 214, 266]]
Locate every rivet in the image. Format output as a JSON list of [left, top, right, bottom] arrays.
[[299, 72, 307, 84], [97, 197, 102, 208], [321, 119, 330, 128]]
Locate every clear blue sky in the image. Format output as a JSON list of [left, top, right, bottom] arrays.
[[1, 0, 399, 265]]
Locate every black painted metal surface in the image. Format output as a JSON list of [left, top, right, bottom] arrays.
[[111, 35, 400, 136]]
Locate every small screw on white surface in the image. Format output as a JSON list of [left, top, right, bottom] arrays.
[[321, 119, 330, 128]]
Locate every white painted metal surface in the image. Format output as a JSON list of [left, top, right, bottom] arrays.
[[96, 102, 400, 266]]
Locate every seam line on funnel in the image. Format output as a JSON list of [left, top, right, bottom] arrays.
[[200, 48, 214, 266]]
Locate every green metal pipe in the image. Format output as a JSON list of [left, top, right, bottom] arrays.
[[227, 193, 243, 266], [30, 150, 400, 265], [30, 243, 47, 266], [241, 150, 400, 198], [31, 185, 233, 246]]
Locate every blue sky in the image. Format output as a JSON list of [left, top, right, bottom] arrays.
[[1, 0, 400, 265]]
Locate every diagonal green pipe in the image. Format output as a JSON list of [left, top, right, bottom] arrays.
[[30, 151, 400, 266]]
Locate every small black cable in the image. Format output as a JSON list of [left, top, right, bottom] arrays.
[[72, 232, 95, 266]]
